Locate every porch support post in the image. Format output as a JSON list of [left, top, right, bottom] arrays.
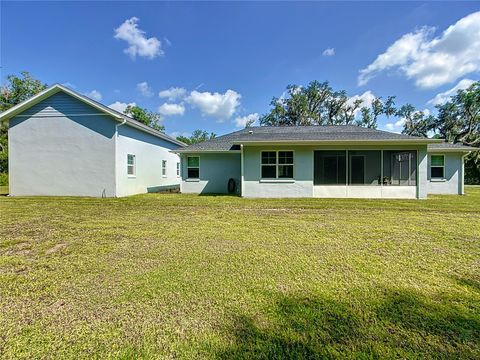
[[240, 144, 244, 197], [380, 150, 384, 191], [417, 146, 428, 199], [345, 149, 349, 196]]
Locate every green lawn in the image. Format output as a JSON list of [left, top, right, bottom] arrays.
[[1, 188, 479, 359]]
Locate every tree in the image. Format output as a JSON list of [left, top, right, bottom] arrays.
[[435, 82, 480, 184], [260, 80, 395, 128], [0, 72, 47, 112], [0, 72, 47, 183], [357, 96, 396, 129], [398, 104, 435, 137], [401, 81, 480, 184], [176, 130, 216, 145], [124, 105, 164, 132]]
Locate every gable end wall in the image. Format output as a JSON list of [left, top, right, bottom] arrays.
[[8, 92, 117, 197]]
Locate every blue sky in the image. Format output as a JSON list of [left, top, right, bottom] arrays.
[[2, 2, 479, 137]]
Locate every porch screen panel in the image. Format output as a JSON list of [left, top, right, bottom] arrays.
[[314, 151, 346, 185], [383, 151, 417, 186], [348, 151, 381, 185]]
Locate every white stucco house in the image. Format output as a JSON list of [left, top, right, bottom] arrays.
[[0, 84, 185, 197], [175, 126, 478, 199]]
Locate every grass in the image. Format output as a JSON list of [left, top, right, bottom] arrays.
[[0, 188, 479, 359], [0, 186, 8, 196]]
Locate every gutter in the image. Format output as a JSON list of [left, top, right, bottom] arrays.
[[235, 139, 442, 145], [114, 118, 127, 197]]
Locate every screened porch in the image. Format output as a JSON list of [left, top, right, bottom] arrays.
[[313, 150, 418, 198]]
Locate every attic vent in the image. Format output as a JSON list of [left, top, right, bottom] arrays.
[[248, 130, 253, 134]]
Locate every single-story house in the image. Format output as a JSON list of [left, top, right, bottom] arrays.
[[0, 84, 184, 197], [175, 126, 478, 199]]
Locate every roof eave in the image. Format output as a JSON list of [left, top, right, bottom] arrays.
[[0, 84, 123, 121], [173, 149, 240, 154], [235, 139, 442, 145], [124, 119, 186, 147], [0, 83, 186, 147], [427, 148, 479, 153]]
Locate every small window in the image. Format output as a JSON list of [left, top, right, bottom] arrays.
[[176, 162, 180, 177], [162, 160, 167, 177], [261, 151, 294, 179], [127, 154, 136, 176], [431, 155, 445, 178], [187, 156, 200, 179]]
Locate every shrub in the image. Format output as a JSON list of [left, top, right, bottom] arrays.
[[0, 172, 8, 186]]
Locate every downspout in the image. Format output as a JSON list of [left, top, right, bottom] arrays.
[[240, 144, 244, 197], [461, 152, 468, 195], [114, 118, 127, 197]]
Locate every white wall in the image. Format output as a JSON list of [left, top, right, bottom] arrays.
[[427, 152, 463, 195], [243, 146, 313, 198], [9, 93, 116, 197], [180, 153, 241, 194], [116, 125, 181, 197], [242, 145, 425, 199]]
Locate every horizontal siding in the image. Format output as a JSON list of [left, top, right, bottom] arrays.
[[20, 92, 105, 117]]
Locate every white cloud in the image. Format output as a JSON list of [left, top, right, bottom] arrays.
[[136, 81, 153, 97], [346, 90, 376, 116], [322, 48, 335, 56], [427, 78, 476, 105], [385, 118, 406, 133], [108, 101, 136, 113], [358, 11, 480, 88], [85, 90, 102, 102], [187, 89, 241, 121], [158, 87, 187, 101], [234, 113, 259, 128], [114, 17, 163, 59], [158, 103, 185, 116]]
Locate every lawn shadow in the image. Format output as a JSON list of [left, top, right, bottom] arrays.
[[451, 275, 480, 293], [197, 193, 240, 197], [215, 288, 480, 359]]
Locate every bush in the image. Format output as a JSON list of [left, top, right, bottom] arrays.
[[0, 172, 8, 186], [465, 153, 480, 185], [0, 151, 7, 173]]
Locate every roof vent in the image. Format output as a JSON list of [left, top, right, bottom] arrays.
[[248, 130, 253, 134]]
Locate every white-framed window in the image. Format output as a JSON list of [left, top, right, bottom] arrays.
[[176, 162, 180, 177], [261, 151, 294, 179], [187, 156, 200, 179], [127, 154, 136, 176], [162, 160, 167, 177], [431, 154, 445, 179]]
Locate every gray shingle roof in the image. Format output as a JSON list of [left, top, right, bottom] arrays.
[[427, 142, 479, 151], [177, 125, 440, 152]]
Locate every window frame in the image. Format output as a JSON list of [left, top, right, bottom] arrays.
[[187, 156, 200, 179], [430, 154, 445, 179], [260, 150, 294, 180], [176, 162, 180, 177], [162, 160, 167, 177], [127, 154, 136, 177]]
